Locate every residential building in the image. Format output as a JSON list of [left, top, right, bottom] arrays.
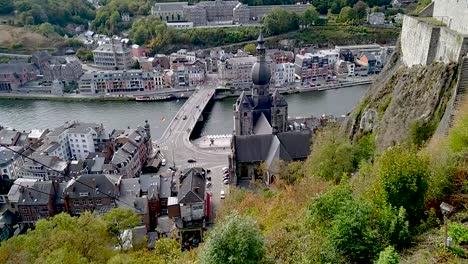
[[17, 153, 67, 181], [43, 125, 71, 160], [110, 123, 152, 178], [7, 178, 36, 212], [131, 44, 146, 58], [218, 56, 257, 89], [176, 168, 208, 229], [27, 130, 48, 145], [294, 53, 334, 83], [0, 146, 24, 180], [272, 62, 295, 87], [117, 178, 151, 230], [368, 12, 386, 25], [356, 52, 378, 74], [66, 122, 108, 160], [78, 70, 165, 95], [151, 2, 188, 22], [42, 60, 83, 82], [64, 174, 121, 216], [17, 181, 57, 228], [93, 40, 132, 70], [0, 129, 20, 146], [0, 63, 40, 92]]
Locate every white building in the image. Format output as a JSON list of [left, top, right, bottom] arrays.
[[0, 146, 24, 180], [166, 21, 194, 29], [67, 127, 96, 160], [93, 40, 132, 70], [17, 153, 67, 181], [272, 63, 295, 87], [44, 126, 70, 160]]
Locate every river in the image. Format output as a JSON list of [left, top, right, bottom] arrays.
[[0, 85, 369, 139]]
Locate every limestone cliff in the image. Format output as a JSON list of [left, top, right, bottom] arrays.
[[343, 46, 460, 151]]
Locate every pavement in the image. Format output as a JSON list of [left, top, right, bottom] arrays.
[[154, 78, 231, 222]]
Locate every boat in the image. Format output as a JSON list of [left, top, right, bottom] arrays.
[[135, 95, 175, 102]]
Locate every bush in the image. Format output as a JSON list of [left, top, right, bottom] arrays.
[[375, 146, 429, 224], [200, 212, 266, 264], [352, 133, 376, 168], [305, 126, 354, 182], [375, 246, 399, 264], [409, 120, 437, 147]]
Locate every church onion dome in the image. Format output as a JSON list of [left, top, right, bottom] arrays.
[[251, 30, 270, 86], [251, 61, 271, 86]]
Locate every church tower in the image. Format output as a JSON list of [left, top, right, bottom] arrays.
[[250, 31, 271, 107]]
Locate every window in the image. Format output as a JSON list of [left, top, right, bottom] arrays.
[[96, 199, 102, 205], [82, 140, 86, 143], [81, 135, 85, 138], [88, 200, 94, 205], [80, 200, 86, 205], [73, 200, 80, 206]]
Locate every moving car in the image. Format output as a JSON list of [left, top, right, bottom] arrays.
[[187, 159, 196, 163], [220, 190, 225, 199]]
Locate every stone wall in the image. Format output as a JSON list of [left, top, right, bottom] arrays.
[[432, 0, 468, 35], [401, 15, 468, 67]]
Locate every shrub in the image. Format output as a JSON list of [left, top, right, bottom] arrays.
[[375, 246, 400, 264], [375, 146, 429, 224]]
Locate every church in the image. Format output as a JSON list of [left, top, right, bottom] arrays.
[[230, 32, 312, 185]]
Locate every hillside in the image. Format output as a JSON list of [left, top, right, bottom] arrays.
[[0, 25, 57, 53]]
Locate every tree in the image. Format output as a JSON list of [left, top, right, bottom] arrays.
[[200, 212, 266, 264], [263, 7, 299, 35], [103, 208, 141, 251], [304, 125, 354, 182], [375, 146, 429, 223], [337, 6, 358, 24], [244, 43, 256, 55], [354, 1, 368, 20], [0, 0, 14, 15], [375, 246, 400, 264], [302, 6, 320, 27]]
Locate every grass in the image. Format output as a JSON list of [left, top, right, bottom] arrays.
[[0, 25, 58, 54]]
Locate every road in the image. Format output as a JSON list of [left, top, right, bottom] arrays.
[[155, 80, 231, 222]]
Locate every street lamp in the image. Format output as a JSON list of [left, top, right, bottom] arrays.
[[440, 202, 454, 249]]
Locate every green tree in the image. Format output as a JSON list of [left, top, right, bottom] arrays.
[[375, 246, 400, 264], [305, 125, 354, 182], [375, 146, 429, 223], [302, 6, 320, 27], [263, 7, 299, 35], [103, 208, 141, 251], [0, 0, 14, 14], [200, 212, 266, 264], [354, 1, 368, 20], [244, 43, 256, 55], [337, 6, 358, 24]]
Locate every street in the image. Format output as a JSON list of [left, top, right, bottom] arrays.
[[155, 82, 231, 222]]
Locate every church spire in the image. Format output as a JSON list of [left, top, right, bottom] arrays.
[[251, 30, 271, 98]]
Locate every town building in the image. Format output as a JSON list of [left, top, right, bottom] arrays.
[[0, 146, 24, 180], [0, 129, 20, 147], [42, 60, 83, 82], [151, 2, 188, 22], [0, 63, 40, 92], [110, 122, 152, 178], [78, 70, 165, 95], [93, 40, 132, 70], [64, 174, 121, 216], [272, 62, 295, 87], [367, 12, 386, 25], [17, 181, 58, 228], [17, 153, 67, 181], [231, 32, 312, 184], [356, 52, 378, 74], [218, 55, 257, 89], [391, 0, 417, 8], [294, 53, 334, 83]]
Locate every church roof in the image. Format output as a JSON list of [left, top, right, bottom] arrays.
[[236, 91, 253, 110], [234, 130, 312, 164], [253, 112, 272, 135]]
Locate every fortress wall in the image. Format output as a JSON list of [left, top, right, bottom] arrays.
[[401, 16, 435, 66], [432, 0, 468, 35], [401, 15, 468, 67]]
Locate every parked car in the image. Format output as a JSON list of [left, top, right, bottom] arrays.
[[220, 190, 225, 199], [161, 159, 166, 166], [207, 176, 212, 181], [183, 115, 188, 120], [206, 181, 212, 188], [223, 179, 229, 185], [222, 166, 229, 172], [187, 159, 196, 163]]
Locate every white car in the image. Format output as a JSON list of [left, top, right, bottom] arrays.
[[206, 181, 212, 188], [161, 159, 166, 166], [222, 166, 229, 173], [223, 179, 229, 185], [220, 190, 225, 199]]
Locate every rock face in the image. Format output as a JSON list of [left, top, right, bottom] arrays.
[[343, 46, 460, 151]]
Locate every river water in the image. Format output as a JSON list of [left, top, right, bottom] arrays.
[[0, 85, 368, 139]]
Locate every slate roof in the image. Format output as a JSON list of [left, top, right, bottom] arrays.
[[65, 174, 120, 199], [272, 89, 288, 107], [55, 182, 68, 206], [178, 168, 205, 204], [0, 63, 36, 74], [7, 179, 37, 203], [0, 130, 19, 146], [0, 147, 21, 167], [153, 2, 188, 11], [116, 177, 147, 215], [253, 112, 272, 135], [18, 181, 53, 206], [160, 176, 172, 199], [234, 130, 312, 164]]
